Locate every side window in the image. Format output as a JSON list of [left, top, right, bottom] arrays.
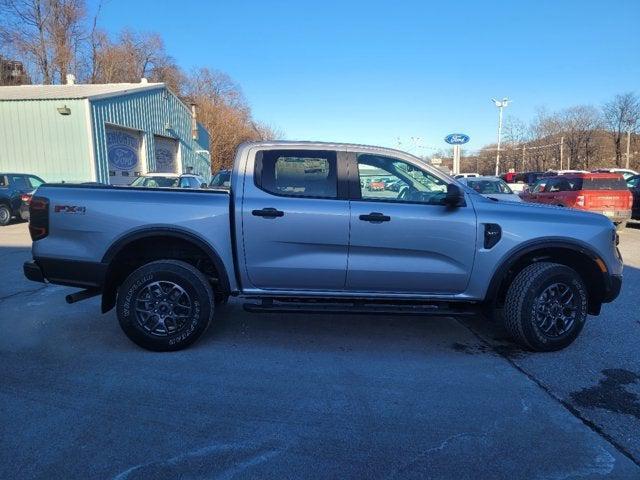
[[189, 177, 202, 188], [544, 179, 559, 192], [27, 176, 44, 189], [356, 154, 447, 205], [9, 175, 29, 190], [532, 180, 547, 193], [0, 176, 7, 187], [256, 150, 337, 199], [178, 177, 191, 188]]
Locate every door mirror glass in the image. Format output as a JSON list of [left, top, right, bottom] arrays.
[[445, 183, 465, 207]]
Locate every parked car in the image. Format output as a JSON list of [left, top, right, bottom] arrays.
[[385, 179, 407, 192], [547, 169, 589, 175], [454, 173, 480, 179], [24, 141, 622, 353], [458, 176, 523, 202], [367, 178, 386, 191], [627, 174, 640, 219], [507, 171, 556, 193], [209, 169, 231, 189], [592, 168, 638, 181], [129, 174, 207, 189], [0, 173, 45, 226], [521, 173, 632, 229]]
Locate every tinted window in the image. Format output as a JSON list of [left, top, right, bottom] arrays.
[[0, 176, 7, 187], [256, 150, 337, 198], [9, 175, 28, 189], [211, 171, 230, 187], [357, 154, 447, 205], [187, 177, 201, 188], [572, 177, 628, 191], [627, 176, 640, 189]]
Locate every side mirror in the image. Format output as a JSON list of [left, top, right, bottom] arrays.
[[200, 183, 208, 188], [445, 183, 465, 207]]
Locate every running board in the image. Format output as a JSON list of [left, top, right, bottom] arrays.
[[243, 300, 479, 316]]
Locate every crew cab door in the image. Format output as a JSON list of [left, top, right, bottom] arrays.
[[241, 148, 350, 291], [346, 151, 477, 294]]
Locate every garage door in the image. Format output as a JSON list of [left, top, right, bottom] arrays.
[[106, 126, 143, 185], [153, 136, 179, 174]]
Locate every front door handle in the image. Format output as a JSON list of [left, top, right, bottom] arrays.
[[252, 207, 284, 218], [359, 212, 391, 223]]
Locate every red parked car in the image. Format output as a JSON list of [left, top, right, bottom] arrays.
[[521, 173, 633, 229]]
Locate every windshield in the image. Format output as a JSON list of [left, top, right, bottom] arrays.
[[210, 171, 231, 187], [466, 179, 513, 194], [130, 176, 179, 187]]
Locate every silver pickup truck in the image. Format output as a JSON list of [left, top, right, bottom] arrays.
[[23, 141, 623, 352]]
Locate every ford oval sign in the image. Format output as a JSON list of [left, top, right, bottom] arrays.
[[445, 133, 470, 145]]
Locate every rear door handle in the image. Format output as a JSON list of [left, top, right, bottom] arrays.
[[252, 207, 284, 218], [359, 212, 391, 223]]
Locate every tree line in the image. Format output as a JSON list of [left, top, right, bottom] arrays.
[[0, 0, 280, 172], [457, 93, 640, 175]]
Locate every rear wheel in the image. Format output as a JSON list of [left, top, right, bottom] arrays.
[[503, 262, 588, 352], [0, 205, 11, 226], [116, 260, 214, 351]]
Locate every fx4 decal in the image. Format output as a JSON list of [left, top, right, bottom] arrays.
[[54, 205, 86, 214]]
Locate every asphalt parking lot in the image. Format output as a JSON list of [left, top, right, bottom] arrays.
[[2, 221, 640, 479]]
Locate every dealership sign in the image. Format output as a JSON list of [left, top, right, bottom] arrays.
[[444, 133, 470, 145], [107, 130, 140, 170]]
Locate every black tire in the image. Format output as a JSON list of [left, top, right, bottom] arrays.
[[503, 262, 588, 352], [116, 260, 214, 351], [0, 204, 11, 226]]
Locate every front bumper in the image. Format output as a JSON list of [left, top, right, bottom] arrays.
[[19, 204, 29, 221], [602, 274, 622, 303]]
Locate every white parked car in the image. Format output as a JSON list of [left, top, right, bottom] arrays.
[[454, 173, 480, 179], [458, 176, 523, 202], [592, 168, 638, 181]]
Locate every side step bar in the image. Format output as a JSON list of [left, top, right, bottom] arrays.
[[243, 299, 479, 316]]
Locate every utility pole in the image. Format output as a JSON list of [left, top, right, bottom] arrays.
[[559, 136, 564, 170], [626, 128, 632, 169], [492, 98, 510, 176]]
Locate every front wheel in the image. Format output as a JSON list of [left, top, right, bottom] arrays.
[[116, 260, 214, 351], [503, 262, 588, 352]]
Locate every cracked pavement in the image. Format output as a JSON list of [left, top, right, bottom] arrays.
[[1, 222, 640, 479]]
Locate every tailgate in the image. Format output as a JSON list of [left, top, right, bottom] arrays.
[[584, 190, 630, 210]]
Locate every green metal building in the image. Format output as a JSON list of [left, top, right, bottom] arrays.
[[0, 81, 211, 184]]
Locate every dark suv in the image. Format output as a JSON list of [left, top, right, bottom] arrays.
[[0, 173, 45, 226]]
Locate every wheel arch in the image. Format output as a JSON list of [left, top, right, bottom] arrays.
[[101, 227, 231, 313], [486, 239, 609, 315]]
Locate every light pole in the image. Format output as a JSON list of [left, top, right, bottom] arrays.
[[492, 97, 510, 176]]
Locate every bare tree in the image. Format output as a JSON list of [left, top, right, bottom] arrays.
[[557, 105, 602, 170], [0, 0, 86, 83], [184, 68, 281, 172], [603, 92, 640, 167]]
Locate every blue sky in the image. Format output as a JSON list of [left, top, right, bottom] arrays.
[[93, 0, 640, 152]]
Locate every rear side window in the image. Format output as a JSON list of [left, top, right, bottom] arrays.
[[255, 150, 338, 199], [573, 178, 629, 191], [9, 175, 29, 189]]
